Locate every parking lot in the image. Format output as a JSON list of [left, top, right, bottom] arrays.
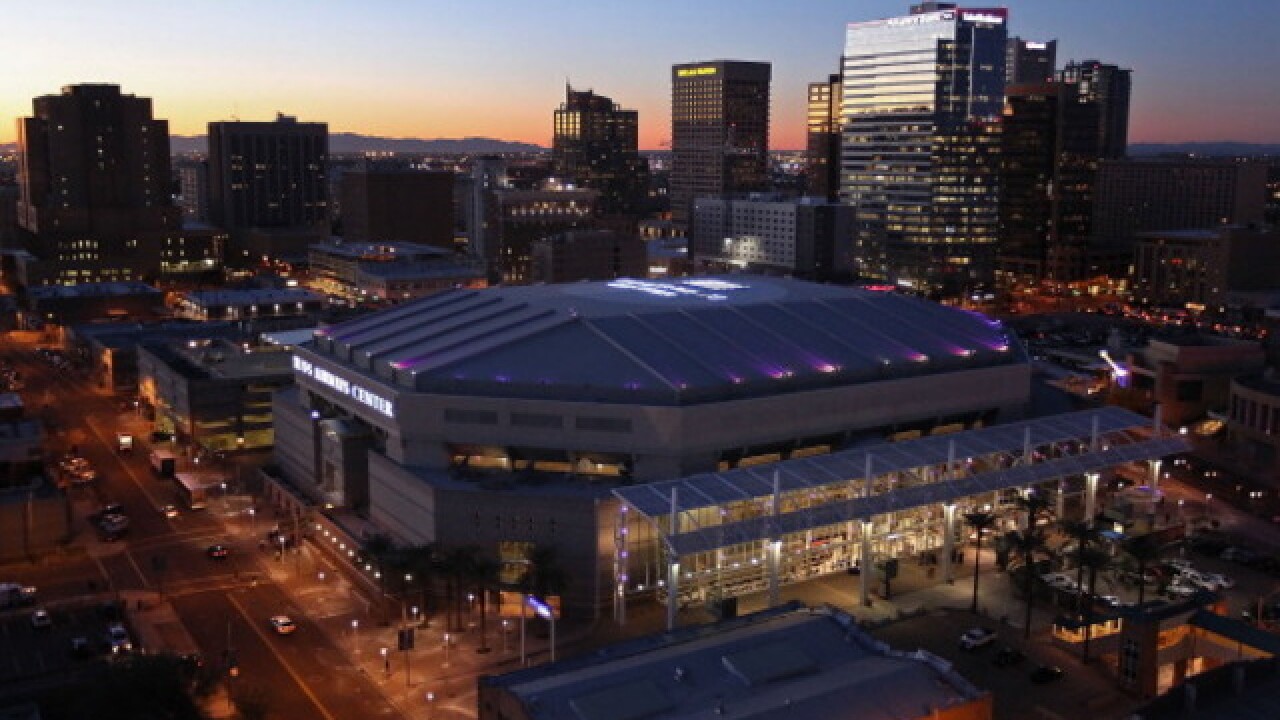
[[871, 608, 1128, 720], [0, 599, 130, 683]]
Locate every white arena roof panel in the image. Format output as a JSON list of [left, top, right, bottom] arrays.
[[310, 276, 1025, 405]]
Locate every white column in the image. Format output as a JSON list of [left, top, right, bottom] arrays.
[[942, 504, 956, 584], [860, 520, 873, 607], [767, 540, 781, 608], [666, 488, 680, 632], [1085, 472, 1099, 527], [1149, 459, 1162, 492]]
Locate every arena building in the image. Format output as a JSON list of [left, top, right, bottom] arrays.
[[272, 276, 1184, 615]]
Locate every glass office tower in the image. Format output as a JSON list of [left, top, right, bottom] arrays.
[[840, 5, 1006, 295]]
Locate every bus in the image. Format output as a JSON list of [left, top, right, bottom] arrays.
[[173, 472, 224, 510]]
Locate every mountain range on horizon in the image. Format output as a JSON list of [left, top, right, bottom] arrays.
[[2, 136, 1279, 158]]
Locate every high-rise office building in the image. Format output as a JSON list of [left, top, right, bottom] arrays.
[[207, 114, 328, 263], [175, 158, 209, 223], [1094, 159, 1267, 241], [552, 86, 646, 215], [1006, 37, 1056, 84], [805, 73, 842, 202], [670, 60, 771, 229], [997, 83, 1059, 282], [340, 170, 454, 249], [840, 4, 1007, 293], [1058, 60, 1131, 160], [692, 195, 854, 278], [14, 84, 182, 285]]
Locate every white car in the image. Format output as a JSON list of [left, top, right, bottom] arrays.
[[959, 627, 996, 650], [1180, 571, 1220, 592], [1204, 572, 1235, 589], [270, 615, 297, 635], [30, 608, 52, 629]]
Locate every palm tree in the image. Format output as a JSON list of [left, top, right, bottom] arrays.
[[1015, 488, 1054, 529], [1079, 546, 1111, 663], [1124, 535, 1163, 605], [1008, 527, 1048, 639], [963, 511, 997, 613], [1060, 520, 1101, 612], [364, 534, 398, 624], [469, 552, 502, 652], [521, 544, 569, 601], [438, 546, 481, 632], [400, 543, 438, 624]]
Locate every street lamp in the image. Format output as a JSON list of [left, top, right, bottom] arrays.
[[351, 619, 360, 657], [411, 606, 420, 627], [442, 632, 451, 668], [526, 595, 557, 663], [247, 507, 256, 534], [426, 692, 435, 720], [380, 647, 390, 679], [502, 619, 510, 653]]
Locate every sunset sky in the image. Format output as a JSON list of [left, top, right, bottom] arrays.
[[5, 0, 1279, 150]]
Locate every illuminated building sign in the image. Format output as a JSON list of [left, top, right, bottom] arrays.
[[606, 278, 747, 301], [1025, 41, 1048, 50], [961, 10, 1006, 24], [677, 66, 718, 78], [293, 356, 395, 418]]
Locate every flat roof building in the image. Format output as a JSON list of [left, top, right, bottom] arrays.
[[479, 603, 992, 720]]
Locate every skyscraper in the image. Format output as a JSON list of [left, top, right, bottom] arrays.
[[207, 114, 328, 263], [997, 83, 1059, 283], [1006, 37, 1056, 84], [1058, 60, 1131, 160], [15, 83, 181, 285], [805, 73, 841, 202], [840, 4, 1007, 293], [552, 86, 645, 214], [670, 60, 771, 230]]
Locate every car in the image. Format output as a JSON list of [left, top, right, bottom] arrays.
[[269, 615, 297, 635], [1167, 581, 1200, 599], [959, 627, 996, 650], [1030, 665, 1064, 684], [207, 544, 230, 559], [30, 608, 52, 629], [1098, 595, 1122, 608], [105, 623, 133, 654], [1204, 572, 1235, 589], [993, 646, 1025, 667], [161, 504, 180, 519], [1166, 558, 1194, 572], [69, 636, 92, 659]]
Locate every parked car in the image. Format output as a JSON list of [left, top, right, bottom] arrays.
[[993, 646, 1024, 667], [959, 627, 996, 650], [1204, 572, 1235, 589], [206, 545, 230, 559], [1030, 665, 1064, 684]]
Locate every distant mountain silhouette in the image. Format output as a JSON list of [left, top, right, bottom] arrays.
[[168, 133, 544, 155], [1128, 142, 1280, 157]]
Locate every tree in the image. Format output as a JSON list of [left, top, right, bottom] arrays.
[[231, 683, 274, 720], [963, 511, 996, 614], [1124, 535, 1164, 605], [468, 551, 502, 652], [1008, 527, 1048, 639], [71, 653, 211, 720], [399, 543, 439, 624], [1079, 546, 1111, 663], [1015, 488, 1054, 528], [521, 544, 568, 600], [364, 533, 398, 623], [1060, 520, 1102, 613]]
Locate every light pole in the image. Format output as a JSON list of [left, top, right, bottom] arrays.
[[411, 605, 420, 628], [467, 592, 476, 627], [380, 646, 389, 679], [442, 632, 451, 669], [502, 619, 510, 653], [426, 691, 435, 719], [220, 481, 228, 513], [247, 507, 256, 535], [527, 595, 557, 663], [351, 619, 360, 657]]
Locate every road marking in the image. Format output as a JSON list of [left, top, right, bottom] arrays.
[[226, 591, 338, 720], [84, 414, 163, 510], [123, 550, 152, 589]]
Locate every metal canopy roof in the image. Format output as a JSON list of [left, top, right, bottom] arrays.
[[663, 435, 1189, 556], [615, 406, 1156, 519]]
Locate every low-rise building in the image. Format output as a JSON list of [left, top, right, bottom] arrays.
[[138, 339, 294, 452], [22, 282, 163, 329], [691, 195, 853, 278], [530, 229, 646, 284], [308, 240, 484, 303], [68, 321, 243, 394], [1127, 335, 1266, 428], [1132, 226, 1280, 310], [1226, 370, 1280, 483], [479, 602, 992, 720], [174, 288, 325, 324]]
